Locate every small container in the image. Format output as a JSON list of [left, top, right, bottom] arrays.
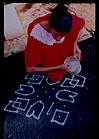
[[64, 56, 81, 75]]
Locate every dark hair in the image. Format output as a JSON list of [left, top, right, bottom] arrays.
[[49, 4, 72, 33]]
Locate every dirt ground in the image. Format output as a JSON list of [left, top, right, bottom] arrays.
[[4, 3, 95, 57]]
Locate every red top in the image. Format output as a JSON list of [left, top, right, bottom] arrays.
[[24, 14, 85, 82]]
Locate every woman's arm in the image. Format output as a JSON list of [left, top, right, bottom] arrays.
[[26, 64, 70, 74], [73, 27, 91, 60], [73, 28, 83, 60]]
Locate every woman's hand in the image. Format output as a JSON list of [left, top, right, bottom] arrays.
[[60, 63, 71, 72], [73, 45, 81, 61]]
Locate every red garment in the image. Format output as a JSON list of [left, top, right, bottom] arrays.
[[24, 14, 85, 82]]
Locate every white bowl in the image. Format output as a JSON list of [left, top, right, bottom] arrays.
[[64, 56, 81, 75]]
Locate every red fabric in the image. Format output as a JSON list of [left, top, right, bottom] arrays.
[[24, 13, 85, 82]]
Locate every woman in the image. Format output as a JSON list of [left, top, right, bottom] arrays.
[[24, 4, 85, 82]]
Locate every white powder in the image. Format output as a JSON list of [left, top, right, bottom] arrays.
[[64, 56, 81, 74]]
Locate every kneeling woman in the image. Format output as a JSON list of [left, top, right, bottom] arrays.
[[24, 4, 85, 82]]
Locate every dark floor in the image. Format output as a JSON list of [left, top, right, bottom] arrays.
[[2, 37, 96, 139]]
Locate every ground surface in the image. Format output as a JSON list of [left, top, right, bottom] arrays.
[[3, 37, 96, 139]]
